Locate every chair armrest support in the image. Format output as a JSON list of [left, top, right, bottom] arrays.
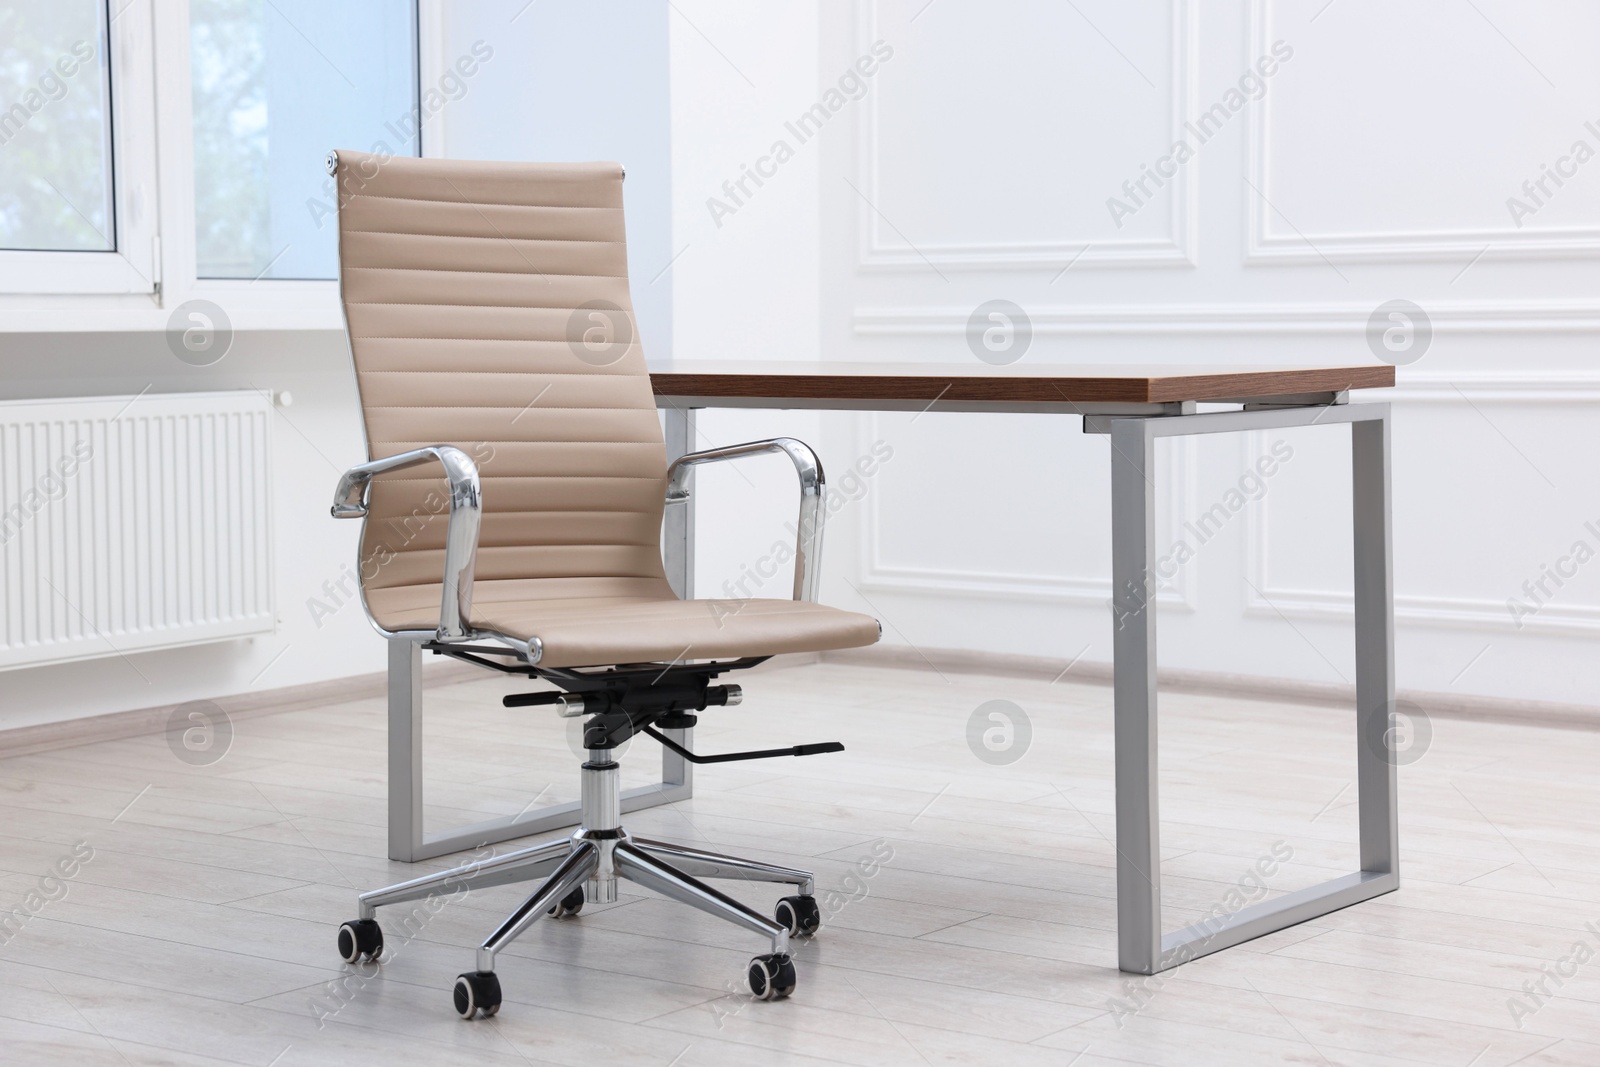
[[331, 445, 481, 641], [665, 438, 825, 602]]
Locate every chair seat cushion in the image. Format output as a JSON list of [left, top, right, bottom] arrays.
[[363, 579, 880, 668]]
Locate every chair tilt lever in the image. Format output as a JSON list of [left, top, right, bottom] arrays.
[[642, 726, 845, 766], [500, 668, 842, 761]]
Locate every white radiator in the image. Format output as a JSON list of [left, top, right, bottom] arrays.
[[0, 391, 275, 671]]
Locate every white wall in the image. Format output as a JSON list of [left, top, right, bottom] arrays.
[[791, 0, 1600, 707], [434, 0, 674, 359], [665, 1, 831, 598]]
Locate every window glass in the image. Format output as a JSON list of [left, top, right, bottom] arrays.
[[0, 0, 114, 253], [190, 0, 416, 279]]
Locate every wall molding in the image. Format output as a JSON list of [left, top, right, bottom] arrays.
[[858, 412, 1197, 611], [822, 644, 1600, 731], [846, 370, 1600, 636], [1241, 585, 1600, 636], [857, 561, 1196, 610], [1385, 372, 1600, 402], [1247, 374, 1600, 635], [1245, 0, 1600, 264], [856, 0, 1198, 270], [854, 301, 1600, 336], [1244, 227, 1600, 267]]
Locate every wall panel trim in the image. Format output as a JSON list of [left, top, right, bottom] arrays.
[[854, 302, 1600, 336], [856, 0, 1199, 270], [1247, 374, 1600, 635]]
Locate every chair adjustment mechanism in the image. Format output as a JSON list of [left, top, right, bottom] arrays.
[[501, 674, 840, 763], [504, 683, 741, 716]]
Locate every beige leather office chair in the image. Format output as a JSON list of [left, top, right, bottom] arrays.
[[323, 150, 879, 1019]]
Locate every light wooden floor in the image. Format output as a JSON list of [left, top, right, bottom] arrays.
[[1, 660, 1597, 1066]]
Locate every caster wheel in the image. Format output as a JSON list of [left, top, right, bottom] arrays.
[[775, 895, 821, 937], [547, 887, 585, 919], [336, 919, 383, 964], [747, 953, 796, 1001], [453, 971, 502, 1019]]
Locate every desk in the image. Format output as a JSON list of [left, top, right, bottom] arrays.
[[650, 361, 1397, 976], [383, 361, 1397, 974]]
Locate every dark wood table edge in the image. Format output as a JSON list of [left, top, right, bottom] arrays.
[[649, 366, 1395, 405]]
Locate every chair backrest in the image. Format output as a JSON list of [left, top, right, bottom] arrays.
[[330, 151, 672, 632]]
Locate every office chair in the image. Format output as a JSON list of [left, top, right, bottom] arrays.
[[322, 151, 880, 1018]]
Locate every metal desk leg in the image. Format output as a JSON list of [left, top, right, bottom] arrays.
[[382, 407, 703, 863], [388, 638, 426, 862], [660, 405, 697, 797], [1104, 403, 1399, 973], [1353, 414, 1400, 876], [1110, 419, 1162, 973]]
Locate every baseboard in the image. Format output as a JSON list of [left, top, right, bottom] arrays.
[[821, 645, 1600, 732], [0, 658, 481, 760], [10, 643, 1581, 759]]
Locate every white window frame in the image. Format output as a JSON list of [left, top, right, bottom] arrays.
[[0, 0, 431, 331], [0, 0, 160, 296]]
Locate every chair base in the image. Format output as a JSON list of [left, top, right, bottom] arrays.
[[338, 749, 819, 1018]]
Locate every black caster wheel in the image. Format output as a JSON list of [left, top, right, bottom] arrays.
[[453, 971, 502, 1019], [336, 919, 383, 964], [747, 953, 796, 1001], [547, 887, 585, 919], [775, 895, 821, 937]]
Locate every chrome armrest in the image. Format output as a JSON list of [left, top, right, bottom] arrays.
[[331, 445, 481, 641], [665, 438, 825, 602]]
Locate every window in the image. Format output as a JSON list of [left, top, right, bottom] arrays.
[[189, 0, 418, 280], [0, 1, 114, 253], [0, 0, 419, 309], [0, 0, 154, 296]]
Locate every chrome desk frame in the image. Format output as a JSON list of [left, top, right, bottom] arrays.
[[1087, 401, 1397, 974], [655, 389, 1397, 975]]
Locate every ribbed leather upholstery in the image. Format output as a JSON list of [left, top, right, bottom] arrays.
[[333, 151, 878, 667]]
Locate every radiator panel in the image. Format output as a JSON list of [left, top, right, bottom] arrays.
[[0, 391, 274, 671]]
